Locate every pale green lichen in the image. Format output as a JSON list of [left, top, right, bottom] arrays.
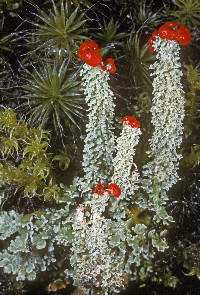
[[110, 123, 141, 220], [81, 64, 116, 184], [112, 124, 141, 197], [68, 193, 125, 294], [141, 36, 184, 223]]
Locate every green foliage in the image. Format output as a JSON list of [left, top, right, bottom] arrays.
[[150, 264, 179, 288], [0, 34, 14, 54], [124, 33, 155, 88], [132, 2, 162, 31], [125, 223, 170, 284], [22, 59, 85, 134], [0, 210, 55, 281], [185, 144, 200, 167], [52, 144, 75, 170], [32, 0, 88, 57], [185, 64, 200, 89], [0, 107, 62, 201], [128, 91, 152, 119], [95, 18, 128, 55], [0, 58, 12, 89], [45, 0, 93, 9], [181, 243, 200, 280], [168, 0, 200, 27], [182, 65, 200, 167], [184, 65, 200, 124]]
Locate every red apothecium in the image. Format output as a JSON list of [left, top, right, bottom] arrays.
[[108, 183, 121, 198], [122, 116, 140, 128], [148, 22, 191, 53]]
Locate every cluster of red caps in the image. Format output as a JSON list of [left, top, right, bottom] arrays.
[[122, 116, 140, 128], [101, 57, 116, 73], [149, 22, 191, 53], [93, 183, 121, 198], [78, 41, 116, 73]]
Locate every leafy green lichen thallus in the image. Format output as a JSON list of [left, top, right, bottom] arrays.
[[0, 210, 56, 281], [0, 203, 74, 282]]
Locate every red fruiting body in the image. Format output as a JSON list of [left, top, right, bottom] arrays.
[[101, 65, 107, 71], [148, 36, 155, 45], [158, 25, 171, 39], [149, 44, 155, 53], [122, 116, 140, 128], [78, 41, 102, 67], [109, 65, 116, 73], [100, 58, 116, 73], [148, 22, 191, 53], [130, 118, 140, 128], [78, 41, 99, 59], [107, 58, 115, 65], [130, 120, 140, 128], [78, 41, 116, 72], [81, 49, 102, 67], [108, 183, 121, 198], [93, 183, 107, 195], [166, 29, 177, 40], [122, 116, 135, 123], [93, 183, 121, 197], [176, 26, 191, 46], [158, 22, 179, 40], [106, 58, 116, 73], [164, 22, 179, 29], [152, 30, 159, 38]]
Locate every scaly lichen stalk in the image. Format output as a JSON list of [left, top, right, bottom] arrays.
[[111, 116, 141, 220], [69, 193, 125, 294], [81, 64, 116, 184], [112, 119, 141, 197], [142, 36, 185, 223]]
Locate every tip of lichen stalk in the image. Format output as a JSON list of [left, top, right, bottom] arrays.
[[78, 41, 116, 72], [122, 116, 140, 128], [148, 22, 191, 53]]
